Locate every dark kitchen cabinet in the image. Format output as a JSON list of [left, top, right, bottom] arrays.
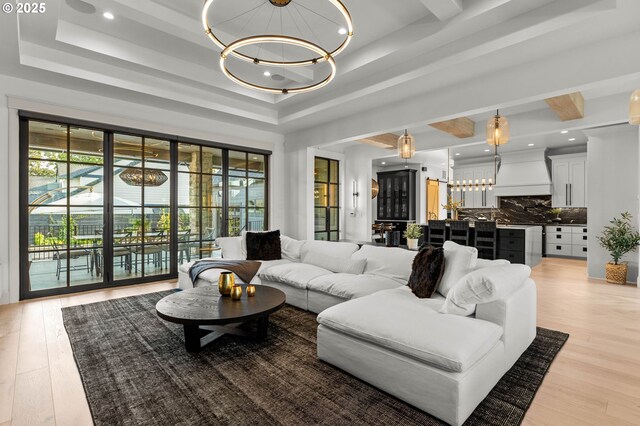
[[377, 170, 417, 221], [497, 229, 529, 264]]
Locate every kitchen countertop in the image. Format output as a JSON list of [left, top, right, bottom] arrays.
[[419, 223, 543, 230], [496, 225, 543, 230]]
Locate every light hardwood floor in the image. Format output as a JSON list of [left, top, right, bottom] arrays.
[[1, 258, 639, 425]]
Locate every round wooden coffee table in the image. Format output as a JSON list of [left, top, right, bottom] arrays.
[[156, 285, 286, 352]]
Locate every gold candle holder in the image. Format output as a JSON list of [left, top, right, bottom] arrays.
[[230, 285, 243, 300], [218, 272, 235, 296], [246, 285, 256, 297]]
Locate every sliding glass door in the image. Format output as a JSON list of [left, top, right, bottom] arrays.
[[228, 150, 267, 236], [20, 113, 270, 299], [26, 122, 106, 291], [111, 134, 173, 281], [177, 143, 224, 261]]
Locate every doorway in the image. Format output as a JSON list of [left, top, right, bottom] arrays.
[[426, 178, 440, 220]]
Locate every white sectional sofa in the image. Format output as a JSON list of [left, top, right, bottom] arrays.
[[178, 235, 537, 426], [178, 236, 417, 313]]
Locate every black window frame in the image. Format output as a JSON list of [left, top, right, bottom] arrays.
[[313, 157, 340, 241], [19, 111, 270, 300]]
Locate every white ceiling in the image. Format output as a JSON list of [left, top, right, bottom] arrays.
[[1, 0, 640, 150]]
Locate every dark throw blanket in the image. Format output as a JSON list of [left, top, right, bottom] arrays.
[[189, 259, 261, 284]]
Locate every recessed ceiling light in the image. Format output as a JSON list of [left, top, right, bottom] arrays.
[[263, 71, 271, 77], [338, 28, 347, 35], [381, 161, 386, 165], [528, 143, 535, 147], [561, 130, 568, 134], [455, 153, 460, 156], [103, 11, 114, 20], [568, 138, 576, 141], [484, 149, 490, 152]]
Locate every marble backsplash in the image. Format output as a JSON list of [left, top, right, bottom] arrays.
[[457, 195, 587, 225]]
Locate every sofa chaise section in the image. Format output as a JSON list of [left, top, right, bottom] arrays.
[[317, 271, 536, 426]]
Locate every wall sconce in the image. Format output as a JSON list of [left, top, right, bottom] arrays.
[[352, 180, 360, 210]]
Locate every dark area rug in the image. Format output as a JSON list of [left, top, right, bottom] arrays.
[[62, 291, 568, 426]]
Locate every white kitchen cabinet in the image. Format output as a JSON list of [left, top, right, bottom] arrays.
[[549, 154, 587, 208], [545, 225, 588, 259], [451, 163, 496, 208]]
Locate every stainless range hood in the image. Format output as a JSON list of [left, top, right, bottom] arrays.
[[493, 148, 552, 197]]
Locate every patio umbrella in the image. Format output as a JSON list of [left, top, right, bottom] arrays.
[[31, 192, 140, 215]]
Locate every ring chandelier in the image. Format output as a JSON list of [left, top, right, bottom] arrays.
[[221, 36, 337, 95], [202, 0, 353, 94]]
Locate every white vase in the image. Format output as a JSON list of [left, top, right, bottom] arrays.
[[407, 238, 419, 250]]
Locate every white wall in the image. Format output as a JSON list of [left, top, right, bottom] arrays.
[[586, 125, 640, 285], [0, 99, 8, 304], [0, 75, 285, 304], [345, 155, 374, 242]]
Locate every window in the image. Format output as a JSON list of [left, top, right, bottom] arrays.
[[228, 151, 267, 236], [26, 122, 106, 291], [314, 157, 340, 241], [20, 113, 269, 299]]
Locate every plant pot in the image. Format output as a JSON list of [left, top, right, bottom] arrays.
[[385, 231, 400, 247], [407, 238, 419, 250], [605, 262, 628, 285]]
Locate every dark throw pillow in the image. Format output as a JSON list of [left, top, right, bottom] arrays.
[[246, 230, 281, 261], [407, 245, 445, 299]]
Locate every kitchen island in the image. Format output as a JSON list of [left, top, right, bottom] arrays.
[[419, 223, 543, 267]]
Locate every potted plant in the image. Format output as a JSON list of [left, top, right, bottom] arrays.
[[550, 208, 563, 223], [442, 196, 462, 220], [597, 212, 640, 285], [404, 223, 423, 250]]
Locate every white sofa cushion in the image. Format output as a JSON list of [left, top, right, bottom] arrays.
[[215, 236, 244, 259], [440, 265, 532, 316], [281, 235, 304, 262], [351, 245, 417, 284], [307, 273, 403, 300], [437, 241, 478, 298], [317, 287, 503, 373], [258, 262, 333, 289], [300, 241, 361, 271], [217, 234, 303, 262], [474, 258, 510, 270], [303, 252, 367, 275]]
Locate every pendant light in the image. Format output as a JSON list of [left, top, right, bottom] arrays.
[[630, 89, 640, 125], [119, 168, 168, 187], [486, 109, 510, 146], [485, 109, 509, 185], [397, 129, 415, 160]]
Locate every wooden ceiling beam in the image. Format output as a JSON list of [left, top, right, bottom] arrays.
[[357, 133, 399, 150], [544, 92, 584, 121], [429, 117, 475, 138]]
